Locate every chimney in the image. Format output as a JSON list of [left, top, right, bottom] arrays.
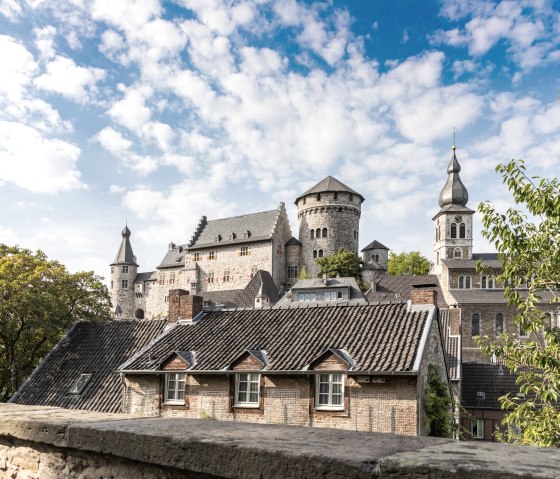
[[410, 284, 438, 306], [449, 307, 461, 336], [168, 289, 203, 322]]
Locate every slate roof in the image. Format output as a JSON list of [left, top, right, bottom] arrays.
[[274, 277, 366, 308], [438, 149, 470, 208], [9, 320, 168, 413], [201, 270, 279, 309], [441, 258, 502, 269], [188, 209, 279, 249], [120, 303, 432, 373], [450, 288, 557, 305], [157, 244, 188, 269], [135, 271, 157, 282], [285, 236, 302, 246], [365, 275, 448, 308], [461, 363, 520, 409], [111, 226, 137, 266], [295, 176, 364, 204], [439, 309, 460, 381], [362, 240, 389, 251]]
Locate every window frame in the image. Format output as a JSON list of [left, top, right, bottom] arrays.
[[471, 419, 484, 439], [459, 222, 466, 239], [223, 269, 231, 282], [164, 372, 186, 405], [472, 313, 480, 337], [240, 246, 249, 256], [315, 373, 345, 411], [288, 265, 298, 279], [453, 247, 462, 259], [458, 275, 472, 289], [450, 222, 457, 238], [495, 313, 504, 336], [121, 279, 128, 289], [208, 250, 216, 260], [234, 373, 260, 408]]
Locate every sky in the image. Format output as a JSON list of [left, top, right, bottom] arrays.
[[1, 0, 559, 283]]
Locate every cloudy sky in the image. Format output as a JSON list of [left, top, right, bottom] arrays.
[[1, 0, 559, 282]]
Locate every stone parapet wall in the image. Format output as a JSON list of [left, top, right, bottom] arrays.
[[1, 404, 559, 479]]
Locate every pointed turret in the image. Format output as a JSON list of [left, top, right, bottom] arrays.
[[112, 225, 138, 266], [110, 224, 139, 320], [438, 146, 469, 208]]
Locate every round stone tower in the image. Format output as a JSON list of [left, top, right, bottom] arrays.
[[295, 176, 364, 277], [110, 225, 138, 319]]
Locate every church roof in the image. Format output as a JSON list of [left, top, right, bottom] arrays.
[[438, 147, 470, 209], [111, 225, 137, 266], [295, 176, 364, 204], [188, 209, 279, 250], [362, 240, 390, 251]]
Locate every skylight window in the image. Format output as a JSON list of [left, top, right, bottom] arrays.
[[68, 373, 93, 394]]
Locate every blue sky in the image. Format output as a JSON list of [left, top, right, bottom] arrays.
[[1, 0, 559, 282]]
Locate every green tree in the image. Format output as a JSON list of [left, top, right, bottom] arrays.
[[424, 364, 453, 437], [387, 251, 431, 275], [316, 247, 361, 280], [0, 244, 111, 401], [477, 160, 560, 447], [298, 265, 311, 280]]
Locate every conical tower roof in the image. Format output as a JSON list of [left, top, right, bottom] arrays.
[[295, 176, 364, 204], [111, 225, 138, 266], [438, 146, 469, 208]]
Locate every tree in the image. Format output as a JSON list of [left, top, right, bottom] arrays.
[[0, 244, 112, 401], [316, 247, 361, 280], [477, 159, 560, 447], [387, 251, 431, 275], [424, 364, 453, 437]]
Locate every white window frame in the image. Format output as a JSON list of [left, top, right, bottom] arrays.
[[324, 291, 337, 300], [164, 372, 186, 404], [315, 373, 345, 410], [453, 247, 462, 259], [458, 275, 472, 289], [234, 373, 260, 408], [471, 419, 484, 439], [240, 246, 249, 256]]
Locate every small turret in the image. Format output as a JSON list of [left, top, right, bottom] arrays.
[[110, 224, 138, 319]]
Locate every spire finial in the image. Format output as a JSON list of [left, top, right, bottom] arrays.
[[452, 127, 456, 151]]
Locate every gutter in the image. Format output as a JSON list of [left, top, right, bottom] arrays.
[[118, 369, 418, 376]]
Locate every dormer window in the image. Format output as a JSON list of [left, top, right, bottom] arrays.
[[243, 230, 251, 239], [68, 373, 93, 394], [316, 373, 344, 410], [215, 235, 222, 242]]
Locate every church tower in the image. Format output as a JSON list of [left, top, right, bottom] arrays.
[[295, 176, 364, 277], [110, 225, 138, 319], [432, 146, 474, 274]]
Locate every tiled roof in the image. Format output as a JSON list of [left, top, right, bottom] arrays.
[[439, 310, 460, 381], [120, 303, 431, 373], [461, 363, 520, 409], [365, 275, 448, 308], [188, 209, 279, 250], [157, 244, 188, 269], [295, 176, 364, 203], [9, 320, 168, 413], [274, 277, 365, 308], [441, 258, 502, 269], [135, 271, 157, 282], [362, 240, 389, 251], [201, 270, 279, 308], [472, 253, 499, 261], [450, 288, 557, 305]]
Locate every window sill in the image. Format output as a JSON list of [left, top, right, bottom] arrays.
[[163, 400, 185, 406], [233, 403, 260, 409]]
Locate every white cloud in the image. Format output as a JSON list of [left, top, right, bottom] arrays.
[[0, 0, 22, 21], [0, 35, 38, 102], [0, 120, 85, 194], [34, 25, 57, 60], [95, 127, 132, 154], [109, 184, 126, 194], [109, 86, 152, 131]]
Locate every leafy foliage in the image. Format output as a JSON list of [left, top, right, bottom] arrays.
[[298, 265, 311, 280], [316, 247, 361, 280], [424, 364, 453, 437], [0, 244, 112, 401], [477, 160, 560, 447], [387, 251, 431, 275]]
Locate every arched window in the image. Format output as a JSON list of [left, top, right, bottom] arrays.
[[481, 276, 495, 289], [472, 313, 480, 337], [495, 313, 503, 336], [374, 254, 379, 262], [453, 248, 462, 259], [546, 312, 553, 329], [459, 275, 471, 289], [451, 223, 457, 238], [353, 230, 357, 240], [310, 229, 314, 239], [459, 222, 466, 238], [322, 228, 327, 238], [313, 250, 317, 259], [316, 228, 321, 238], [318, 249, 323, 257], [135, 309, 144, 320]]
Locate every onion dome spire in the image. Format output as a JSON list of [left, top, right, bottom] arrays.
[[112, 223, 137, 265], [438, 145, 469, 208]]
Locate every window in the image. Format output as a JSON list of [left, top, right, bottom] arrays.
[[324, 291, 337, 300], [111, 266, 114, 274], [208, 251, 216, 260], [453, 248, 462, 259], [110, 280, 113, 289], [207, 271, 214, 283], [495, 313, 504, 336], [159, 274, 165, 285], [317, 193, 321, 201], [318, 249, 324, 257], [316, 373, 344, 410], [316, 228, 321, 238], [334, 192, 338, 200], [68, 373, 93, 394], [322, 228, 328, 238], [122, 265, 129, 273], [298, 293, 317, 301], [165, 373, 186, 404], [459, 222, 466, 238], [250, 265, 258, 278], [121, 279, 128, 289], [481, 275, 495, 289], [235, 373, 260, 407], [169, 273, 175, 285], [223, 269, 231, 282], [193, 253, 200, 262], [471, 419, 484, 439], [288, 265, 298, 279], [240, 246, 248, 256], [310, 229, 314, 239], [373, 254, 379, 262], [349, 194, 353, 202], [472, 313, 480, 337], [353, 230, 357, 240], [458, 275, 471, 289], [450, 223, 457, 238], [313, 250, 317, 259], [337, 291, 343, 299], [230, 233, 236, 240]]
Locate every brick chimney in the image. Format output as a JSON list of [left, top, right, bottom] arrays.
[[449, 307, 461, 336], [168, 289, 204, 322], [410, 284, 438, 306]]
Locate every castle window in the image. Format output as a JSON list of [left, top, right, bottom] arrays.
[[230, 233, 236, 240], [135, 309, 144, 320], [310, 229, 314, 239], [159, 274, 165, 285], [436, 252, 440, 265], [317, 193, 321, 201], [243, 230, 251, 238], [121, 279, 128, 289], [472, 313, 480, 336], [353, 230, 357, 240], [481, 275, 495, 289], [208, 251, 216, 260], [313, 250, 317, 259], [235, 373, 260, 407], [450, 223, 457, 238], [223, 270, 231, 282], [298, 293, 317, 301], [458, 275, 471, 289], [373, 254, 379, 262], [334, 192, 338, 200], [68, 373, 93, 395], [110, 281, 113, 289], [250, 265, 258, 278], [318, 249, 324, 257], [170, 273, 176, 285], [122, 265, 129, 273], [240, 246, 249, 256], [207, 271, 214, 283], [495, 313, 503, 336], [164, 373, 186, 404], [453, 248, 462, 259], [190, 282, 197, 295], [193, 253, 200, 262], [215, 235, 222, 242], [316, 373, 344, 410], [349, 194, 353, 202], [316, 228, 321, 238], [288, 265, 298, 279], [324, 291, 337, 300], [111, 266, 114, 274], [322, 228, 327, 237], [460, 222, 466, 238]]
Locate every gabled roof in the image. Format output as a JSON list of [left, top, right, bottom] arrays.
[[285, 236, 302, 246], [362, 240, 389, 251], [119, 302, 431, 373], [365, 275, 448, 308], [188, 209, 280, 250], [9, 320, 168, 413], [157, 244, 187, 269], [295, 176, 364, 204], [111, 226, 138, 266]]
